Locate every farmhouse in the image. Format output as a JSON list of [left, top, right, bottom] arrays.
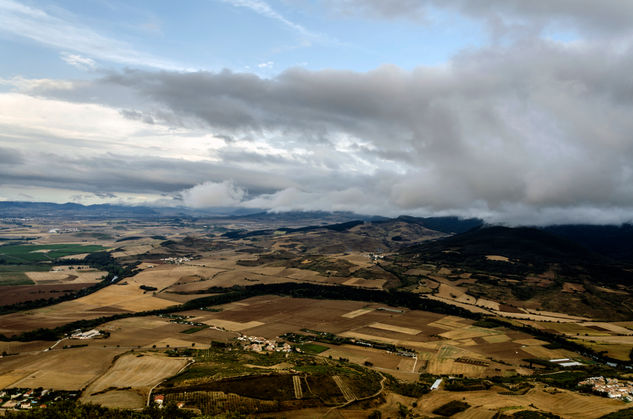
[[549, 358, 583, 367], [154, 394, 165, 407], [71, 329, 101, 340], [2, 400, 18, 409], [431, 378, 443, 390]]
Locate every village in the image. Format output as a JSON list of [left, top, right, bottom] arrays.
[[237, 334, 293, 353], [160, 256, 192, 264], [578, 376, 633, 401], [0, 388, 78, 412]]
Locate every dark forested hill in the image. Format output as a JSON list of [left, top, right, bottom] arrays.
[[398, 225, 633, 285], [383, 215, 484, 234], [543, 224, 633, 262]]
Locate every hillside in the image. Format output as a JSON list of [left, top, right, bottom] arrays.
[[391, 226, 633, 319]]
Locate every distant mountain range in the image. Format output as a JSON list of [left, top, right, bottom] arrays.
[[0, 201, 381, 221], [2, 201, 632, 264]]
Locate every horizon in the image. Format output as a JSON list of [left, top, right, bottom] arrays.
[[3, 200, 633, 228]]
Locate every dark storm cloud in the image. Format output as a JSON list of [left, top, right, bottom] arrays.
[[0, 151, 297, 195], [328, 0, 633, 33], [0, 146, 24, 165], [16, 35, 633, 224]]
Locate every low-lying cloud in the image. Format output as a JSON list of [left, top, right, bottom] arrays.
[[181, 180, 245, 208]]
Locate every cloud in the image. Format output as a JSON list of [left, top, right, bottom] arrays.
[[220, 0, 338, 45], [257, 61, 274, 69], [180, 180, 245, 208], [0, 146, 23, 165], [0, 0, 182, 69], [60, 52, 96, 70], [323, 0, 633, 35], [3, 33, 633, 224], [324, 0, 427, 21]]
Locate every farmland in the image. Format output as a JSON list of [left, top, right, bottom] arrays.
[[0, 244, 107, 264], [1, 215, 633, 418], [82, 353, 188, 408]]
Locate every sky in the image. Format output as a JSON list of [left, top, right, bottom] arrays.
[[2, 0, 633, 225]]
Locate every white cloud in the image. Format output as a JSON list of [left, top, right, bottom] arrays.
[[257, 61, 274, 69], [0, 0, 182, 70], [220, 0, 339, 45], [180, 180, 245, 208], [60, 52, 96, 70]]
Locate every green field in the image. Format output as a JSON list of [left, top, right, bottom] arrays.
[[0, 265, 50, 272], [0, 265, 50, 286], [0, 272, 34, 286], [0, 244, 107, 264], [181, 325, 209, 334], [298, 343, 330, 354]]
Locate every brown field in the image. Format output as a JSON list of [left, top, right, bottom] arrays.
[[342, 308, 374, 318], [513, 338, 550, 346], [155, 292, 219, 303], [409, 384, 626, 419], [0, 314, 234, 393], [83, 389, 144, 409], [0, 265, 213, 335], [0, 340, 51, 355], [489, 310, 589, 322], [562, 282, 586, 293], [485, 255, 511, 262], [0, 347, 125, 390], [569, 335, 633, 345], [112, 244, 156, 258], [96, 316, 231, 349], [427, 295, 491, 314], [335, 252, 375, 269], [26, 266, 107, 284], [81, 352, 188, 408], [199, 319, 264, 331], [0, 283, 95, 306], [520, 345, 578, 360], [535, 322, 614, 336], [179, 296, 574, 380], [570, 335, 633, 360], [436, 283, 477, 305], [438, 326, 500, 340], [522, 309, 590, 321], [428, 315, 471, 331], [476, 298, 501, 311], [342, 277, 386, 289], [368, 323, 421, 335], [322, 344, 402, 370], [585, 322, 633, 335], [482, 334, 510, 343]]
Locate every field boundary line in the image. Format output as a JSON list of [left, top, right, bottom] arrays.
[[332, 375, 355, 402], [147, 358, 194, 407], [323, 373, 386, 418], [293, 375, 303, 399]]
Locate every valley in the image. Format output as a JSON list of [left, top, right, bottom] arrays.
[[1, 211, 633, 418]]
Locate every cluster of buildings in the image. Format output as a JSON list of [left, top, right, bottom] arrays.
[[0, 388, 77, 411], [578, 376, 633, 400], [48, 227, 80, 234], [70, 329, 101, 340], [549, 358, 583, 367], [160, 256, 191, 264], [159, 314, 206, 328], [152, 395, 185, 409], [237, 335, 292, 353]]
